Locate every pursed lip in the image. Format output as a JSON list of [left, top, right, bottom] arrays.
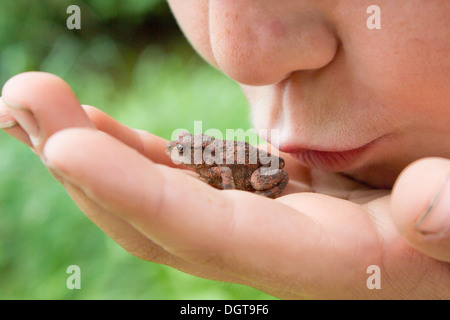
[[280, 139, 379, 172]]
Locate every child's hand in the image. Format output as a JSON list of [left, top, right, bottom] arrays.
[[1, 72, 449, 299]]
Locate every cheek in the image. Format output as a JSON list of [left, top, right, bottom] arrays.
[[347, 4, 450, 117], [357, 42, 446, 112], [167, 0, 218, 67]]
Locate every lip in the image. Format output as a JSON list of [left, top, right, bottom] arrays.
[[281, 140, 378, 172]]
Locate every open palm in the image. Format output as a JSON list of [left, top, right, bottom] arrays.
[[1, 72, 448, 299]]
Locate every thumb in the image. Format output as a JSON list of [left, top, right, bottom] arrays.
[[391, 157, 450, 262]]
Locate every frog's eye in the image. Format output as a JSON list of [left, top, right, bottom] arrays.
[[176, 144, 185, 155]]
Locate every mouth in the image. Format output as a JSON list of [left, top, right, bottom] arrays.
[[281, 139, 379, 172]]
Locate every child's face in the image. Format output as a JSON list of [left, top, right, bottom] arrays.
[[167, 0, 450, 187]]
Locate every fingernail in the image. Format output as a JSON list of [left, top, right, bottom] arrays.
[[1, 97, 40, 140], [0, 119, 19, 129], [0, 98, 19, 129], [414, 173, 450, 235]]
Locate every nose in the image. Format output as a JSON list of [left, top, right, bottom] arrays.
[[209, 0, 338, 86]]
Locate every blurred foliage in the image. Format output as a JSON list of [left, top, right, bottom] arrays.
[[0, 0, 180, 88], [0, 1, 275, 299]]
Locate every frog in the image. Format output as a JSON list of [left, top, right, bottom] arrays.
[[165, 131, 289, 198]]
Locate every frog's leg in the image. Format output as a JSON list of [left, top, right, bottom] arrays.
[[198, 166, 236, 190], [250, 167, 289, 198]]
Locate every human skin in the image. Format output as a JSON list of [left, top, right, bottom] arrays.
[[0, 0, 449, 299], [167, 0, 450, 188]]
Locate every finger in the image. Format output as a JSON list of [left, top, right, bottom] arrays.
[[57, 174, 237, 283], [81, 105, 177, 167], [42, 128, 380, 297], [42, 128, 241, 256], [0, 98, 32, 146], [43, 128, 249, 284], [391, 157, 450, 262], [1, 71, 94, 153], [0, 99, 18, 129]]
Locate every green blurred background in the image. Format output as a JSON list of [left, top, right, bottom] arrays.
[[0, 0, 275, 299]]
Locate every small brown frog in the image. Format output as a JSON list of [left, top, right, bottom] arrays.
[[166, 132, 289, 198]]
